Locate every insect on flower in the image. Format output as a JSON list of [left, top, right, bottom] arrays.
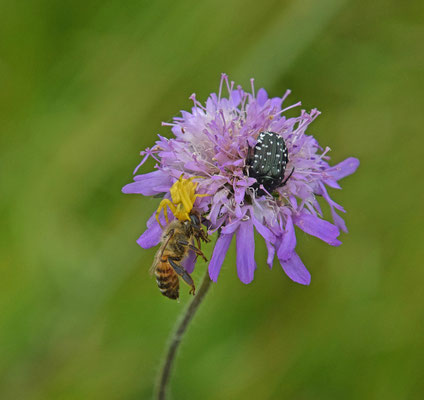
[[155, 174, 209, 228], [150, 176, 210, 299], [123, 74, 359, 287], [152, 213, 210, 300], [247, 131, 294, 196]]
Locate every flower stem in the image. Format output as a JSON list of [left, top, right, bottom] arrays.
[[156, 269, 212, 400]]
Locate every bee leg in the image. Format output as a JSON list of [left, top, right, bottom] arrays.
[[189, 244, 208, 262], [200, 228, 210, 243], [195, 236, 202, 250], [168, 258, 196, 295], [177, 240, 208, 262], [189, 213, 210, 244]]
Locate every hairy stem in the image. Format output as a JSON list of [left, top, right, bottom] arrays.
[[156, 269, 212, 400]]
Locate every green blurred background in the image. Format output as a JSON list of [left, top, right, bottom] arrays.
[[1, 0, 423, 399]]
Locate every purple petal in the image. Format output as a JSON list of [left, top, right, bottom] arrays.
[[122, 170, 173, 195], [265, 240, 275, 269], [234, 185, 245, 204], [279, 252, 311, 285], [277, 215, 296, 261], [331, 208, 348, 233], [221, 216, 244, 234], [294, 213, 341, 246], [318, 182, 346, 213], [270, 96, 283, 109], [209, 233, 234, 282], [136, 211, 171, 249], [133, 152, 150, 174], [251, 214, 276, 243], [137, 223, 162, 249], [328, 157, 359, 181], [231, 90, 241, 107], [234, 204, 245, 219], [236, 220, 256, 284], [184, 160, 208, 173], [181, 250, 197, 274], [257, 88, 268, 106], [209, 202, 222, 226], [323, 179, 341, 190], [221, 159, 245, 168]]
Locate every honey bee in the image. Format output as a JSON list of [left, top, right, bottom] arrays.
[[151, 213, 210, 300]]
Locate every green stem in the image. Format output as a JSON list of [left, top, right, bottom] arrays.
[[156, 269, 212, 400]]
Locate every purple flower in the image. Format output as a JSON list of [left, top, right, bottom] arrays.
[[123, 74, 359, 285]]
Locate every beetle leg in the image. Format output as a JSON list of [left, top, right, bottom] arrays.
[[281, 167, 295, 186]]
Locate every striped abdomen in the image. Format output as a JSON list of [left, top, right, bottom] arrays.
[[155, 260, 179, 300]]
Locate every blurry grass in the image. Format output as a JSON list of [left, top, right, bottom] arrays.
[[1, 0, 424, 399]]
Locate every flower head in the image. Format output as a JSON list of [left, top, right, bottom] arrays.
[[123, 74, 359, 285]]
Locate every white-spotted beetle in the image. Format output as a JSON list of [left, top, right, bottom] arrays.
[[247, 131, 294, 196]]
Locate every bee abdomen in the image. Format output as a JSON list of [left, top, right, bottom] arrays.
[[155, 263, 179, 300]]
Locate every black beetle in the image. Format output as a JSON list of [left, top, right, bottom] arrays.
[[247, 131, 294, 196]]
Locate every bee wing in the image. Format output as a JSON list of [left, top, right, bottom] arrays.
[[149, 254, 159, 274], [150, 226, 176, 274]]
